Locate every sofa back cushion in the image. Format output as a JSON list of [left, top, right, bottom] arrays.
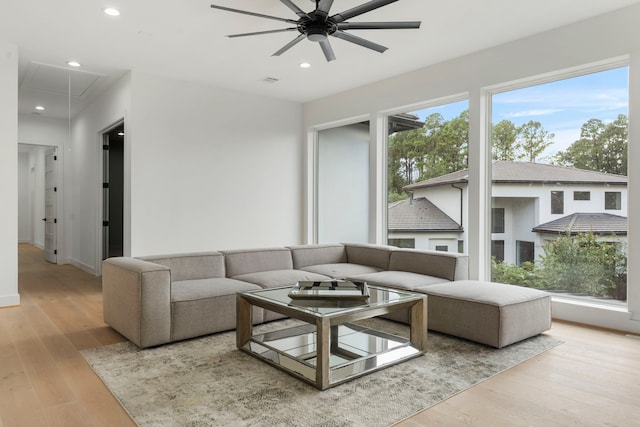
[[139, 252, 225, 281], [389, 249, 467, 281], [289, 244, 347, 269], [344, 243, 393, 270], [223, 247, 293, 277]]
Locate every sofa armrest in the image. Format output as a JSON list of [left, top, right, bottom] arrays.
[[102, 257, 172, 348]]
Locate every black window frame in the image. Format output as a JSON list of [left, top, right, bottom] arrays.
[[491, 240, 505, 263], [491, 207, 505, 233], [573, 191, 590, 201], [605, 191, 622, 210], [551, 191, 564, 214]]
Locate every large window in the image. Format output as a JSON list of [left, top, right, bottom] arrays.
[[386, 100, 469, 251], [491, 66, 628, 304], [317, 123, 369, 243]]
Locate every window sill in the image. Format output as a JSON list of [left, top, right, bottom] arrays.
[[551, 296, 640, 334]]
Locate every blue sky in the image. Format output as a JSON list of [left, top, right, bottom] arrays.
[[410, 66, 628, 161]]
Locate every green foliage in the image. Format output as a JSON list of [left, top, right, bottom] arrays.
[[492, 120, 519, 161], [517, 120, 555, 163], [491, 259, 541, 288], [555, 114, 628, 176], [387, 110, 469, 200], [491, 232, 627, 299], [388, 191, 408, 203], [539, 231, 626, 298]]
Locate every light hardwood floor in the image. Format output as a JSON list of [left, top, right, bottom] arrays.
[[2, 244, 639, 426]]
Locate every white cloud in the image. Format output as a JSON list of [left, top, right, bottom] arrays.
[[504, 109, 563, 118]]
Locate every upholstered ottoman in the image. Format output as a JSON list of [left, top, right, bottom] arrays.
[[415, 280, 551, 348]]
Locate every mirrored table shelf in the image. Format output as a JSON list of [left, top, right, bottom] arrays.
[[236, 285, 427, 390]]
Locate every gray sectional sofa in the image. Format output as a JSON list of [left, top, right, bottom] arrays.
[[102, 242, 550, 349]]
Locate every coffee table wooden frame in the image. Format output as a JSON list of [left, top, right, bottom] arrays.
[[236, 285, 427, 390]]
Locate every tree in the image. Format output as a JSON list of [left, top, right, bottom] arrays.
[[555, 118, 606, 171], [388, 127, 427, 196], [539, 231, 626, 298], [492, 120, 519, 160], [517, 120, 554, 162], [417, 110, 469, 180], [387, 110, 469, 200], [555, 114, 627, 175]]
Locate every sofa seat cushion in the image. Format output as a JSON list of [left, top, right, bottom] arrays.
[[348, 270, 449, 290], [414, 280, 552, 348], [170, 278, 262, 341], [302, 263, 382, 280], [231, 269, 331, 289], [171, 277, 259, 301]]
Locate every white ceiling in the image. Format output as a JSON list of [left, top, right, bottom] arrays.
[[2, 0, 640, 119]]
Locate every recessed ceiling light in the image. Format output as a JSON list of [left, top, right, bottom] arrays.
[[67, 61, 81, 67], [35, 105, 45, 111], [117, 132, 125, 136], [104, 7, 120, 16], [299, 62, 311, 69]]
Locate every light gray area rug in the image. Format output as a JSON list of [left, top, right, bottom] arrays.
[[82, 319, 562, 427]]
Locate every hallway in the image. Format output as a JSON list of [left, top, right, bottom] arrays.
[[0, 244, 134, 426]]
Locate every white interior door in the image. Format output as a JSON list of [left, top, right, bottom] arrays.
[[44, 147, 57, 263]]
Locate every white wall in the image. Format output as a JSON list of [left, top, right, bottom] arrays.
[[128, 71, 304, 256], [67, 73, 131, 273], [0, 40, 19, 307], [303, 4, 640, 333], [19, 114, 68, 146]]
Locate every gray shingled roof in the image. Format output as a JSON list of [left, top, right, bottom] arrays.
[[532, 213, 627, 235], [388, 197, 462, 232], [404, 160, 627, 191]]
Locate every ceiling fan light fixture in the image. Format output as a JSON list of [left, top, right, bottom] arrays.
[[35, 105, 45, 111], [299, 62, 311, 68], [305, 26, 328, 42]]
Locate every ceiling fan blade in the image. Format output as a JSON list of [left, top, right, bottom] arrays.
[[272, 34, 306, 56], [315, 0, 335, 21], [280, 0, 309, 19], [228, 28, 298, 38], [332, 0, 399, 23], [210, 4, 297, 24], [319, 39, 336, 62], [337, 21, 421, 30], [331, 31, 388, 53]]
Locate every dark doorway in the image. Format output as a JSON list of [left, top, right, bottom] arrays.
[[103, 122, 124, 259]]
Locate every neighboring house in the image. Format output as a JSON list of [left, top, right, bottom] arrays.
[[390, 160, 628, 265]]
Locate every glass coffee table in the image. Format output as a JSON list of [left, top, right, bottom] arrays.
[[236, 284, 427, 390]]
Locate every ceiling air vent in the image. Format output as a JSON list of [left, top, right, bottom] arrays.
[[261, 77, 280, 84]]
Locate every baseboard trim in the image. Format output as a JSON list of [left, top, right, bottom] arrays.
[[0, 293, 21, 308], [68, 258, 97, 276]]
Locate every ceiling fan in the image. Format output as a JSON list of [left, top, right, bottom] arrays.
[[210, 0, 421, 62]]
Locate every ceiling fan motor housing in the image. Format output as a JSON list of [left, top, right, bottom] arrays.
[[299, 16, 337, 42]]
